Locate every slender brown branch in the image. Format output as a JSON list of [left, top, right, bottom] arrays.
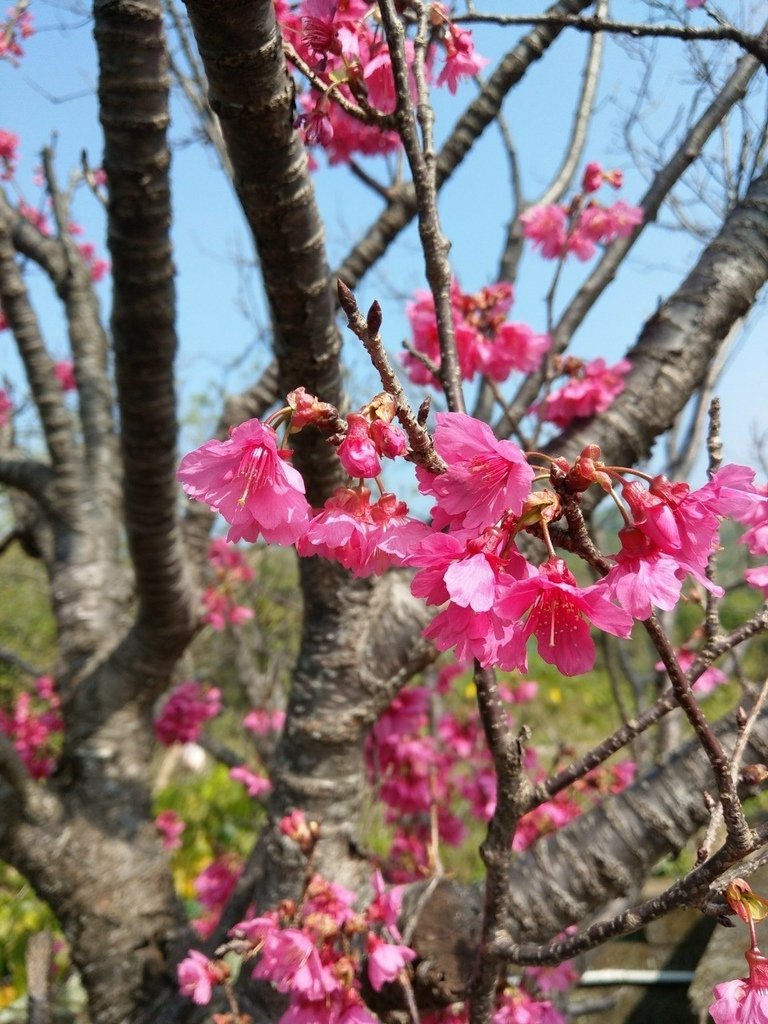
[[491, 821, 768, 967], [337, 280, 446, 474], [458, 12, 768, 67], [644, 613, 752, 850], [468, 663, 531, 1024], [377, 0, 464, 413]]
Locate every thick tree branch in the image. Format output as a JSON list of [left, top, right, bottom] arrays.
[[0, 209, 78, 485], [94, 0, 197, 646], [183, 0, 344, 510]]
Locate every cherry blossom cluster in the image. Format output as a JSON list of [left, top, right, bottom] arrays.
[[154, 680, 222, 746], [366, 666, 635, 880], [532, 356, 631, 429], [202, 538, 255, 631], [0, 3, 33, 63], [403, 279, 550, 388], [178, 395, 767, 678], [277, 0, 486, 163], [521, 161, 643, 262], [0, 132, 110, 282], [178, 824, 417, 1024], [0, 675, 62, 779]]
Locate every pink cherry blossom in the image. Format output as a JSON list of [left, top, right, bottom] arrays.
[[525, 960, 578, 993], [581, 161, 603, 193], [497, 557, 633, 677], [253, 928, 338, 999], [654, 648, 727, 694], [485, 322, 550, 377], [419, 412, 534, 531], [177, 418, 311, 545], [194, 855, 241, 912], [301, 0, 342, 62], [534, 357, 631, 428], [603, 526, 685, 619], [18, 200, 50, 235], [0, 687, 62, 779], [710, 948, 768, 1023], [746, 565, 768, 597], [244, 707, 286, 735], [177, 950, 217, 1005], [580, 200, 642, 243], [367, 937, 416, 991], [520, 204, 567, 259], [201, 585, 254, 630], [337, 413, 381, 478], [436, 22, 489, 93]]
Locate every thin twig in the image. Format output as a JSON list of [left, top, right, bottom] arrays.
[[337, 280, 446, 474], [468, 663, 531, 1024]]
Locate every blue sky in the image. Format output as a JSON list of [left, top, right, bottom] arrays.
[[2, 0, 766, 484]]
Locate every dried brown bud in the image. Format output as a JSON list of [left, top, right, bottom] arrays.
[[337, 278, 356, 316], [417, 395, 431, 426], [367, 300, 383, 336], [741, 763, 768, 786]]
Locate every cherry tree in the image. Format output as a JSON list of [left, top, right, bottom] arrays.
[[1, 0, 768, 1022]]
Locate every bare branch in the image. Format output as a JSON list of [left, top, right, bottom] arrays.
[[459, 12, 768, 67], [533, 0, 607, 208], [94, 0, 197, 644]]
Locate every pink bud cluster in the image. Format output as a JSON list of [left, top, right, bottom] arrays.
[[278, 0, 486, 163], [404, 279, 550, 388], [154, 680, 222, 746], [0, 675, 62, 779], [178, 863, 416, 1023], [521, 161, 643, 262]]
